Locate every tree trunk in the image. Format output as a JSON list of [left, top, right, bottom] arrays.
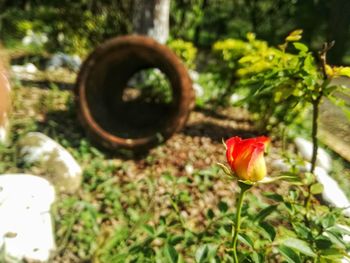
[[133, 0, 170, 44]]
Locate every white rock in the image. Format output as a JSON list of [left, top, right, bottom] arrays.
[[185, 164, 194, 175], [0, 174, 56, 262], [272, 159, 350, 216], [0, 125, 7, 143], [11, 63, 38, 74], [193, 83, 204, 97], [17, 132, 82, 193], [337, 224, 350, 243], [230, 94, 244, 104], [189, 70, 199, 81], [22, 30, 48, 47], [187, 70, 204, 97], [46, 53, 81, 72], [271, 159, 290, 172], [313, 167, 350, 217], [294, 137, 332, 172], [271, 158, 307, 172]]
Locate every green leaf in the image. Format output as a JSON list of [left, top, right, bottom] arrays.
[[289, 29, 303, 36], [206, 244, 218, 260], [259, 221, 276, 241], [310, 183, 324, 194], [281, 238, 316, 257], [321, 214, 336, 229], [293, 42, 308, 52], [292, 223, 311, 240], [264, 193, 284, 202], [207, 209, 215, 219], [195, 245, 208, 263], [218, 201, 229, 213], [315, 236, 332, 249], [328, 225, 350, 236], [337, 66, 350, 78], [250, 251, 264, 263], [217, 162, 232, 176], [284, 202, 294, 213], [170, 235, 184, 246], [278, 245, 302, 263], [324, 230, 346, 249], [303, 55, 315, 73], [164, 244, 178, 263], [286, 29, 303, 42], [194, 244, 218, 263], [320, 248, 344, 260], [254, 205, 277, 222], [143, 225, 155, 236], [238, 233, 254, 248]]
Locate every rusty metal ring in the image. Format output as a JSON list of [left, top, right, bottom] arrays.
[[75, 35, 194, 151]]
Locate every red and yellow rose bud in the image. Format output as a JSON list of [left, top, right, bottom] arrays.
[[225, 136, 270, 182]]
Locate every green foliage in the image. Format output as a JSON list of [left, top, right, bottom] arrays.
[[2, 5, 350, 261], [168, 39, 197, 69], [193, 72, 228, 107], [212, 30, 350, 133], [169, 0, 350, 64], [119, 40, 195, 106], [126, 69, 173, 104], [213, 33, 268, 75], [236, 32, 318, 131], [0, 1, 132, 55], [1, 0, 350, 62], [1, 52, 348, 263]]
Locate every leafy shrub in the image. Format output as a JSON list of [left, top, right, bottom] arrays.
[[168, 39, 197, 69], [212, 32, 315, 132]]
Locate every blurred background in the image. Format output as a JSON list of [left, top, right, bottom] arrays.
[[0, 0, 350, 64], [1, 2, 350, 263]]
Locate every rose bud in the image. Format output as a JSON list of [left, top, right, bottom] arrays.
[[225, 136, 270, 182]]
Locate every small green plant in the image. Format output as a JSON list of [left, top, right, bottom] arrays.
[[125, 68, 172, 104], [217, 134, 350, 262], [168, 39, 197, 69], [210, 33, 271, 106]]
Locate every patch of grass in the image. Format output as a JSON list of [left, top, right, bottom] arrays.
[[3, 69, 350, 262]]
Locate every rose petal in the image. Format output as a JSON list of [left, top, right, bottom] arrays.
[[225, 136, 270, 182]]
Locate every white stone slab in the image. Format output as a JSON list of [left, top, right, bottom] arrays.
[[294, 137, 332, 172], [313, 167, 350, 217], [0, 174, 56, 262], [272, 159, 350, 217]]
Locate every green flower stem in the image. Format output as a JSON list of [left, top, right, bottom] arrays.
[[232, 181, 252, 263]]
